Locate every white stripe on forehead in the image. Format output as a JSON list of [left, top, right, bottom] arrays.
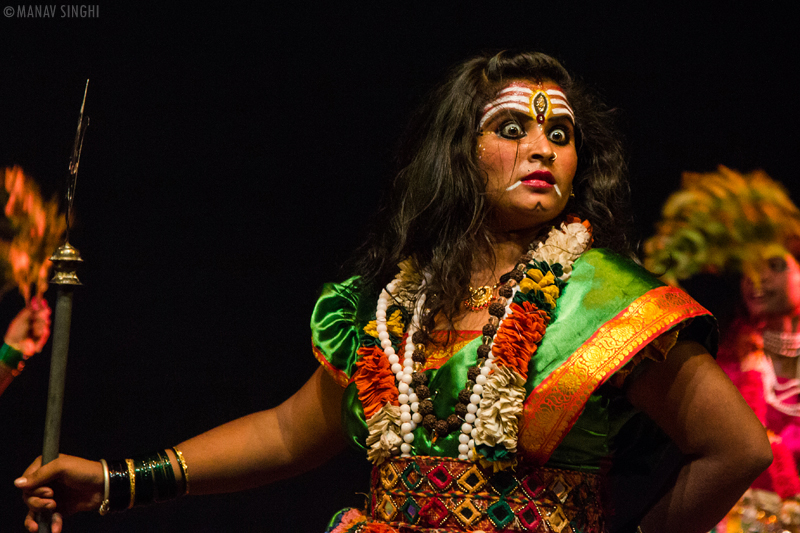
[[551, 108, 575, 120], [479, 84, 575, 129], [497, 86, 533, 96], [546, 89, 568, 99], [546, 89, 576, 123]]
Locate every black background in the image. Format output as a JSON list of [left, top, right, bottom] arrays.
[[0, 2, 798, 531]]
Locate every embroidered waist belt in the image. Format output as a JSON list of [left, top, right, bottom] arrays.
[[369, 456, 605, 533]]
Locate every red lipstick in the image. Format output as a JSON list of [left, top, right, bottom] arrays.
[[520, 170, 554, 188]]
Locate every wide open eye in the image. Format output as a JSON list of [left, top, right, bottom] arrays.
[[498, 120, 526, 140], [547, 126, 570, 145]]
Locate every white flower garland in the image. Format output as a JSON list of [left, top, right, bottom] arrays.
[[474, 365, 526, 453]]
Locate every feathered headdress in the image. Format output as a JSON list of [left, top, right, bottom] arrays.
[[644, 165, 800, 287]]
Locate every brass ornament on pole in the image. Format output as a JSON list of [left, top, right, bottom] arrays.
[[49, 242, 83, 286]]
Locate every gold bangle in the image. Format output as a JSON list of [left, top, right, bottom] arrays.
[[125, 458, 136, 509], [172, 446, 189, 495]]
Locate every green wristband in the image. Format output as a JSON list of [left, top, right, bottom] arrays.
[[0, 343, 24, 370]]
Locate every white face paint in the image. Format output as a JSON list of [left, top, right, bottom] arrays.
[[508, 180, 563, 197], [479, 82, 575, 130], [476, 80, 578, 232]]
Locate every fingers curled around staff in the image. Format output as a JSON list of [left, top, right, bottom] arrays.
[[16, 455, 63, 491], [23, 492, 56, 511], [27, 486, 55, 499]]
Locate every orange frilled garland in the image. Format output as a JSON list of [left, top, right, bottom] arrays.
[[491, 301, 549, 379], [354, 346, 399, 420]]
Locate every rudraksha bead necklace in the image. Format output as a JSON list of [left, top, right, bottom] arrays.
[[377, 248, 534, 461]]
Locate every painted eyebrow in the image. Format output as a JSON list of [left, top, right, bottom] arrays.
[[480, 109, 533, 130], [547, 115, 575, 128]]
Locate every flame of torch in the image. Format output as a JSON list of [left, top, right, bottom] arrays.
[[1, 166, 67, 303]]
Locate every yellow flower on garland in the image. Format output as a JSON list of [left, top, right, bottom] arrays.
[[519, 269, 560, 308], [363, 310, 404, 339]]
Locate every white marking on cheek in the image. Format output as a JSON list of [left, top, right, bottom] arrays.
[[554, 184, 562, 197], [505, 181, 522, 191]]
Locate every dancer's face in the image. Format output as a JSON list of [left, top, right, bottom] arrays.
[[741, 253, 800, 317], [477, 79, 578, 232]]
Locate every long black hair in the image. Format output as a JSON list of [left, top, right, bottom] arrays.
[[351, 50, 631, 324]]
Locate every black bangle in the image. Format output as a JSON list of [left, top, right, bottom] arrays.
[[107, 460, 130, 513]]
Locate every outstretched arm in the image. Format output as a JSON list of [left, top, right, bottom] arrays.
[[177, 365, 347, 494], [628, 340, 772, 533], [18, 367, 346, 532]]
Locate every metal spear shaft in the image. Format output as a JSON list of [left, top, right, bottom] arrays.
[[36, 80, 88, 533]]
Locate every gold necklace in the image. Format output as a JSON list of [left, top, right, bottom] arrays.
[[464, 283, 499, 312]]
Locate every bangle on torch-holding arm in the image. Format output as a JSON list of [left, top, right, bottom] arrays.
[[0, 343, 25, 375]]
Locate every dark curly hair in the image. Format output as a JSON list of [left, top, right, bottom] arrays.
[[351, 50, 631, 325]]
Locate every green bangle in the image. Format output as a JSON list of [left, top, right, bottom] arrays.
[[155, 449, 177, 500], [150, 452, 169, 502], [133, 457, 155, 505], [129, 451, 180, 505], [0, 343, 24, 371]]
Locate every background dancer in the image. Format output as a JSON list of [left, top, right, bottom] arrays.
[[646, 166, 800, 532]]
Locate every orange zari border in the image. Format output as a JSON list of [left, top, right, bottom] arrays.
[[312, 340, 351, 388], [518, 285, 710, 465]]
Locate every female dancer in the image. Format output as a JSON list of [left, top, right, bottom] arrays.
[[647, 166, 800, 532], [17, 52, 770, 533]]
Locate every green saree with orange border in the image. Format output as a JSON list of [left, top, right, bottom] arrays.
[[312, 249, 715, 533]]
